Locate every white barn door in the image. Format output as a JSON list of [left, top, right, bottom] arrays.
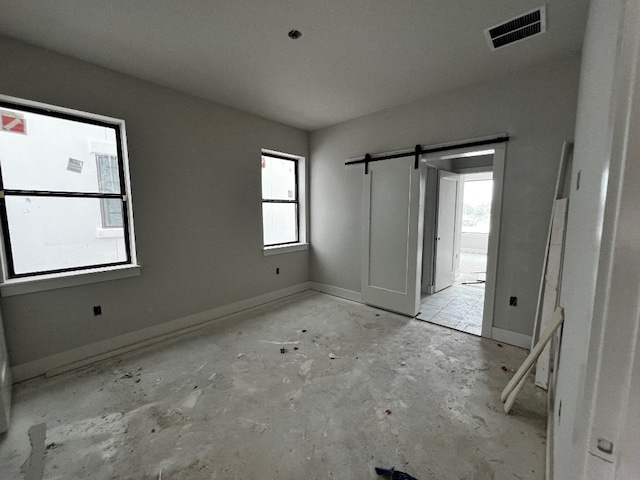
[[362, 157, 424, 316]]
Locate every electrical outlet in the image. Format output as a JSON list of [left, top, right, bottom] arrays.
[[276, 268, 280, 275], [93, 305, 102, 316], [509, 296, 517, 306]]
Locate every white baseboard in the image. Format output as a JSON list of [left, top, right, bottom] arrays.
[[460, 248, 488, 255], [308, 282, 362, 303], [11, 282, 312, 383], [491, 327, 532, 349]]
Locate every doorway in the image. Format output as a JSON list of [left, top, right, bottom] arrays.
[[417, 145, 504, 339]]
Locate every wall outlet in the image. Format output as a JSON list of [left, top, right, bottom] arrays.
[[509, 296, 517, 306], [93, 305, 102, 316], [276, 268, 280, 275]]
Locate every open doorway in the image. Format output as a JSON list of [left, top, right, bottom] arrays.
[[417, 146, 502, 339]]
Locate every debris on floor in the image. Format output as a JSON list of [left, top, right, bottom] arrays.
[[280, 348, 286, 354], [385, 409, 392, 415], [259, 340, 300, 345], [375, 466, 419, 480], [328, 353, 337, 359], [21, 422, 46, 480], [294, 347, 299, 351], [400, 361, 407, 366], [501, 366, 508, 372], [237, 353, 246, 359], [1, 293, 548, 479]]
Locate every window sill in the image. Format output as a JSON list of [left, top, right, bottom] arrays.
[[0, 264, 141, 297], [96, 228, 124, 238], [263, 243, 308, 256]]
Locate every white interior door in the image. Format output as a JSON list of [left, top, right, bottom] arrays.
[[0, 308, 11, 433], [362, 157, 424, 316], [434, 170, 460, 292]]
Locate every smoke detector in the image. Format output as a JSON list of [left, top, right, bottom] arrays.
[[485, 5, 546, 50]]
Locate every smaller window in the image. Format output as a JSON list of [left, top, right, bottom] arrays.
[[261, 153, 299, 246]]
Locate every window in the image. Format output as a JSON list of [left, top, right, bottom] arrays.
[[0, 95, 137, 284], [261, 153, 298, 246], [261, 151, 307, 250]]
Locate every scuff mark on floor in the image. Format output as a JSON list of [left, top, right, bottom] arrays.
[[21, 422, 45, 480]]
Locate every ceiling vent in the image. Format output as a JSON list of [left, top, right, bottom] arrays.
[[485, 5, 546, 50]]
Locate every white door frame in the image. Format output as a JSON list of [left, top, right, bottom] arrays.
[[421, 137, 506, 339]]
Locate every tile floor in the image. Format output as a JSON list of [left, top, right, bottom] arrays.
[[417, 283, 485, 336]]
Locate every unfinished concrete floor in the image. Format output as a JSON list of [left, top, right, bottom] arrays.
[[0, 291, 546, 479]]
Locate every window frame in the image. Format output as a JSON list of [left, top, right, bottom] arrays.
[[261, 152, 300, 248], [96, 153, 125, 229], [0, 94, 138, 287], [260, 149, 308, 255]]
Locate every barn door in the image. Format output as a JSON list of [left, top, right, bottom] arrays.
[[361, 157, 424, 316]]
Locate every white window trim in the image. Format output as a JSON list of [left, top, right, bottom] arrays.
[[0, 264, 141, 297], [261, 149, 308, 255], [263, 242, 309, 256], [96, 227, 125, 238], [0, 93, 140, 292]]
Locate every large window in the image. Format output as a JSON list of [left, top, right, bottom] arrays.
[[0, 96, 136, 281], [261, 152, 300, 247]]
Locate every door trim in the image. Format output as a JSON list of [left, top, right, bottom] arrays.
[[482, 144, 505, 338]]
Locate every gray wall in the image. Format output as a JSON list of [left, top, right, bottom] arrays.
[[0, 37, 309, 367], [310, 55, 581, 337]]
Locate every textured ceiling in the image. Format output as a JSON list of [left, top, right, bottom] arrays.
[[0, 1, 588, 131]]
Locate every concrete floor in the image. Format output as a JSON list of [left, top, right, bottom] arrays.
[[0, 291, 546, 479]]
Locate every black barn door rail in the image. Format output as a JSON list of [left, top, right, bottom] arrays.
[[346, 135, 509, 174]]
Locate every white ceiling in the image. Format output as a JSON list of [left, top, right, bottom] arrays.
[[0, 1, 588, 131]]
